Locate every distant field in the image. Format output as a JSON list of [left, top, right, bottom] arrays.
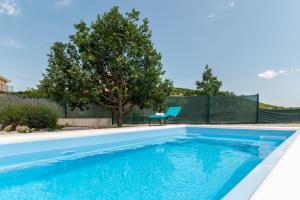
[[259, 103, 300, 110]]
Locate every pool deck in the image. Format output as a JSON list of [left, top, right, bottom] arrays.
[[250, 128, 300, 200], [0, 124, 300, 199]]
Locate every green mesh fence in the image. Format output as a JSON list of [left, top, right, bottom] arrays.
[[209, 95, 258, 124], [259, 109, 300, 123], [59, 103, 112, 119], [114, 94, 259, 124], [120, 108, 153, 124], [60, 94, 259, 124], [167, 96, 209, 124]]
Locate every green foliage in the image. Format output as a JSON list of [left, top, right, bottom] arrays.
[[0, 104, 28, 129], [40, 7, 173, 126], [18, 130, 32, 133], [217, 91, 235, 96], [171, 87, 234, 97], [10, 88, 47, 98], [196, 65, 223, 96], [259, 103, 287, 110], [171, 87, 201, 96], [17, 127, 33, 134], [55, 124, 68, 130], [26, 105, 59, 129], [40, 42, 91, 109], [0, 96, 59, 130], [3, 125, 13, 132]]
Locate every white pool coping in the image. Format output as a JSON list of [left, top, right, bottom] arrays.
[[250, 130, 300, 200], [0, 125, 185, 145], [0, 124, 299, 199]]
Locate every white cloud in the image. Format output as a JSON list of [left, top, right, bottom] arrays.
[[55, 0, 72, 6], [226, 1, 235, 8], [278, 70, 287, 74], [0, 0, 20, 16], [258, 68, 300, 79], [0, 36, 24, 49], [208, 13, 215, 19], [258, 70, 278, 79], [208, 0, 235, 19]]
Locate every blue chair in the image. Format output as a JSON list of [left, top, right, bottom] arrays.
[[148, 107, 182, 126]]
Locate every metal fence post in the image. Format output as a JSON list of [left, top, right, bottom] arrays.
[[64, 97, 68, 118], [207, 95, 210, 124], [111, 110, 114, 125], [256, 94, 259, 123]]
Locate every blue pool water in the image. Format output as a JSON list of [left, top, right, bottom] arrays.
[[0, 128, 293, 200]]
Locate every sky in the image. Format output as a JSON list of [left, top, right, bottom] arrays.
[[0, 0, 300, 107]]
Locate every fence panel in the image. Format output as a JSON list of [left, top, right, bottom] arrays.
[[167, 96, 209, 124], [259, 109, 300, 123], [210, 95, 258, 124], [60, 94, 259, 124], [59, 103, 112, 119], [121, 109, 153, 124]]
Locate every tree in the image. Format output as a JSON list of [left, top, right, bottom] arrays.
[[40, 7, 173, 127], [171, 87, 201, 96], [196, 65, 222, 96], [40, 42, 91, 109], [10, 87, 47, 98]]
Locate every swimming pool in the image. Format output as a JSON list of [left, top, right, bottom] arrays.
[[0, 126, 296, 199]]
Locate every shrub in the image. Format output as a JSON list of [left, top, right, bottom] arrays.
[[0, 96, 60, 130], [26, 104, 58, 129]]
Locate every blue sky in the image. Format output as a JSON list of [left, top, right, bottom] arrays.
[[1, 0, 300, 106]]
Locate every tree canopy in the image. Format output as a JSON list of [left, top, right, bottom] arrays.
[[196, 65, 223, 96], [10, 88, 47, 98], [40, 7, 173, 126]]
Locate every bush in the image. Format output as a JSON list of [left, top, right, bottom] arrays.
[[26, 105, 58, 128], [0, 96, 60, 130]]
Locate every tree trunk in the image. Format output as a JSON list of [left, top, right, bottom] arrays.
[[117, 102, 123, 127], [117, 111, 123, 127]]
